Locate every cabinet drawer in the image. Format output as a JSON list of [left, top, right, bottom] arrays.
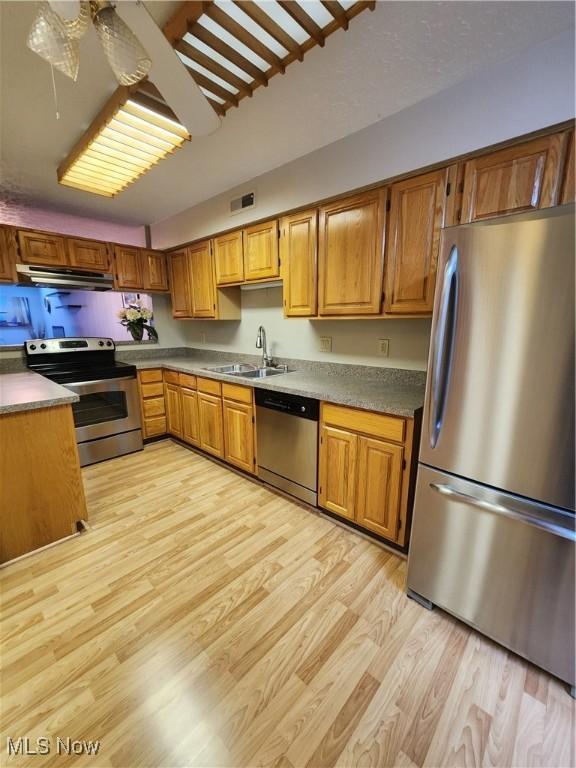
[[179, 373, 197, 390], [321, 402, 405, 444], [144, 416, 166, 438], [163, 370, 180, 385], [140, 381, 164, 398], [197, 376, 222, 396], [139, 369, 163, 384], [222, 382, 253, 404], [143, 397, 165, 418]]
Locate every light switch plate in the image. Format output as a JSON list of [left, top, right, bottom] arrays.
[[378, 338, 390, 357], [319, 336, 332, 353]]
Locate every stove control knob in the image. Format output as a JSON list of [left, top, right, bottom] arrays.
[[98, 340, 104, 346], [300, 406, 306, 413], [40, 343, 47, 349], [29, 344, 36, 350], [106, 341, 112, 347]]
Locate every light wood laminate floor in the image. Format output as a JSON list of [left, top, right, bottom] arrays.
[[1, 441, 574, 768]]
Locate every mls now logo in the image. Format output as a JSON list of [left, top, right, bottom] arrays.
[[6, 737, 101, 756]]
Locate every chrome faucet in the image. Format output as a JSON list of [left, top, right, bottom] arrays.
[[255, 325, 273, 368]]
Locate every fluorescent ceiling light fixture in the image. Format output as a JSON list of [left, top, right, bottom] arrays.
[[58, 95, 189, 197]]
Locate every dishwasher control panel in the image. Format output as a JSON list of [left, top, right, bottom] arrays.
[[254, 389, 319, 420]]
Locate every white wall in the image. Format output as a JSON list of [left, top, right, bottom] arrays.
[[151, 30, 575, 247], [177, 287, 431, 370], [147, 29, 573, 372]]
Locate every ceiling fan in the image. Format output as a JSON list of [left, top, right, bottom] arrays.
[[27, 0, 221, 136]]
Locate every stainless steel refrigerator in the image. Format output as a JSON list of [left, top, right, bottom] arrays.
[[407, 204, 575, 692]]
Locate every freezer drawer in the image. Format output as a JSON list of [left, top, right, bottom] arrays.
[[407, 464, 575, 686]]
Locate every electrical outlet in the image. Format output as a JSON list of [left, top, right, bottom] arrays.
[[319, 336, 332, 353], [200, 332, 206, 345], [378, 339, 390, 357]]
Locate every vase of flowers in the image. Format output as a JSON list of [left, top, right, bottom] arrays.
[[117, 303, 158, 342]]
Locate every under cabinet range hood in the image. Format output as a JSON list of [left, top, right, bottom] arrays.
[[16, 264, 114, 291]]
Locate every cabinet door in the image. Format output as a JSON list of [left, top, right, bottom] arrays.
[[168, 249, 192, 318], [189, 240, 217, 318], [356, 437, 404, 542], [318, 189, 386, 315], [181, 387, 200, 446], [281, 209, 317, 317], [18, 230, 67, 267], [461, 132, 568, 222], [561, 130, 575, 204], [384, 169, 447, 315], [142, 249, 169, 292], [67, 238, 110, 272], [0, 226, 18, 282], [115, 246, 143, 289], [214, 230, 244, 285], [243, 220, 279, 281], [164, 383, 182, 438], [198, 392, 224, 458], [318, 426, 357, 520], [223, 398, 255, 474]]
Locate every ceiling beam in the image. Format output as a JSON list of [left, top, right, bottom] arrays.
[[182, 65, 239, 108], [188, 24, 268, 86], [175, 39, 254, 98], [163, 1, 213, 46], [277, 1, 325, 47], [321, 1, 349, 30], [236, 1, 304, 62]]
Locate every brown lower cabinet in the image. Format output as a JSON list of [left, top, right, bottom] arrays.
[[145, 372, 256, 473], [318, 402, 415, 546]]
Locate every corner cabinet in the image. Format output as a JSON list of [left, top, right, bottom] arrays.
[[280, 209, 318, 317], [142, 249, 169, 292], [114, 246, 143, 289], [243, 220, 280, 281], [168, 249, 192, 318], [318, 189, 386, 315], [561, 130, 575, 204], [460, 132, 569, 222], [384, 169, 449, 314], [318, 402, 416, 546]]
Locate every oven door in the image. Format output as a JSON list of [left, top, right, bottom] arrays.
[[66, 377, 141, 442]]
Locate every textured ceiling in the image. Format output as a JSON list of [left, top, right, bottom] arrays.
[[1, 1, 573, 226]]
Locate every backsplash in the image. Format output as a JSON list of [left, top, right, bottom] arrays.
[[177, 287, 432, 371]]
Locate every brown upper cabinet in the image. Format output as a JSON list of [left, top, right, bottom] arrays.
[[114, 246, 143, 290], [0, 226, 18, 282], [142, 249, 169, 292], [318, 189, 386, 315], [189, 240, 217, 318], [243, 220, 279, 281], [168, 249, 192, 317], [167, 243, 240, 320], [67, 238, 110, 272], [561, 130, 575, 204], [280, 209, 317, 317], [18, 230, 67, 267], [460, 132, 569, 223], [384, 169, 449, 315], [114, 246, 168, 292], [214, 230, 244, 285]]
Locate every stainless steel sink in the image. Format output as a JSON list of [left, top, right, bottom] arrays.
[[230, 367, 290, 379], [204, 363, 257, 374]]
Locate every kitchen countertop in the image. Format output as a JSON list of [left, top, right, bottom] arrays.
[[0, 372, 79, 415], [125, 355, 425, 418]]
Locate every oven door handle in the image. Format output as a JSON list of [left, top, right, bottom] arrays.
[[65, 376, 136, 389]]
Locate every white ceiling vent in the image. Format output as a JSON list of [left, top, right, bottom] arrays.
[[230, 191, 255, 215]]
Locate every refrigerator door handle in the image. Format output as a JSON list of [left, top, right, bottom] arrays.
[[428, 245, 459, 448], [430, 482, 576, 541]]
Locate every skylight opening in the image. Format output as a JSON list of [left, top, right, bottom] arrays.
[[215, 0, 289, 59], [198, 15, 270, 71], [296, 0, 334, 29], [198, 87, 227, 105], [182, 32, 254, 83], [260, 1, 310, 45], [176, 50, 240, 95]]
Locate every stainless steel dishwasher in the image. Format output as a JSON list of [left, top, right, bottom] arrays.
[[255, 389, 319, 505]]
